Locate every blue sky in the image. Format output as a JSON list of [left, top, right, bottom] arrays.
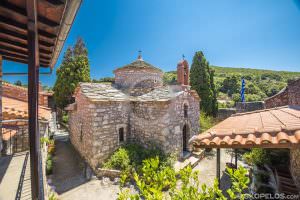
[[2, 0, 300, 86]]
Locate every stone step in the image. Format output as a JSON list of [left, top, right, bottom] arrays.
[[174, 150, 204, 172]]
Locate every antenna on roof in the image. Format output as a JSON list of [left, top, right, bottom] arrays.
[[138, 50, 143, 60]]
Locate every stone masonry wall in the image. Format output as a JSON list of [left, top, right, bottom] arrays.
[[68, 91, 95, 169], [130, 91, 200, 156], [114, 69, 163, 92], [265, 88, 288, 108], [290, 148, 300, 190], [90, 101, 130, 167], [288, 79, 300, 106], [265, 78, 300, 108]]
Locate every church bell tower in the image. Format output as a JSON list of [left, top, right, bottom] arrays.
[[177, 55, 189, 86]]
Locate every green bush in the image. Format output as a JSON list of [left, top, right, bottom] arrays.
[[103, 148, 130, 171], [243, 148, 270, 166], [46, 156, 53, 175], [199, 112, 216, 133], [119, 158, 251, 200], [62, 114, 69, 124], [103, 143, 169, 172]]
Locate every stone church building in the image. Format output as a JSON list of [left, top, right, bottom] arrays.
[[66, 55, 200, 169]]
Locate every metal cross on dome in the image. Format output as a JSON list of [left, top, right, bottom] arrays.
[[138, 50, 143, 60], [182, 54, 185, 60]]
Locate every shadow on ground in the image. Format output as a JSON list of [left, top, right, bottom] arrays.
[[0, 154, 12, 183], [51, 139, 88, 194]]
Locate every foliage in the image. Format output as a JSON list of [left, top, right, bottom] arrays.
[[163, 71, 177, 85], [243, 148, 270, 166], [133, 157, 176, 199], [103, 143, 169, 172], [92, 77, 115, 83], [14, 80, 22, 86], [199, 112, 217, 133], [48, 192, 58, 200], [164, 66, 300, 103], [226, 167, 251, 200], [219, 76, 239, 97], [118, 157, 251, 200], [190, 51, 218, 117], [53, 37, 91, 109], [46, 154, 53, 175], [103, 148, 131, 171], [62, 113, 69, 124], [218, 101, 235, 108]]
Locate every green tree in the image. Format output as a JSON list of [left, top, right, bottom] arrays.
[[190, 51, 218, 116], [220, 76, 240, 97], [53, 38, 91, 108], [14, 80, 22, 86]]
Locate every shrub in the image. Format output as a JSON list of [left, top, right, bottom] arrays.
[[243, 148, 270, 166], [62, 114, 69, 124], [199, 112, 216, 132], [103, 143, 169, 172], [103, 148, 130, 171], [46, 156, 53, 175], [119, 158, 251, 200]]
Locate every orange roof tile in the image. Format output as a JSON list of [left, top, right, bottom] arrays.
[[2, 97, 51, 121], [190, 106, 300, 148]]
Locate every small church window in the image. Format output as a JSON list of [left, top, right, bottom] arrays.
[[184, 104, 188, 118], [119, 127, 124, 142]]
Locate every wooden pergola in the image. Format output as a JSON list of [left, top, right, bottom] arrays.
[[189, 106, 300, 186], [0, 0, 81, 199]]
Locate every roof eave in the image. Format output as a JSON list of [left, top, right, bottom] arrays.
[[49, 0, 82, 69]]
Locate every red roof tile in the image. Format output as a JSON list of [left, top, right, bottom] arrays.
[[190, 106, 300, 148]]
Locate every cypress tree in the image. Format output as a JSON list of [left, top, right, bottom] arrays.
[[190, 51, 218, 116], [53, 38, 91, 109]]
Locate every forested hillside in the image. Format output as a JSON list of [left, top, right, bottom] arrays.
[[164, 66, 300, 104]]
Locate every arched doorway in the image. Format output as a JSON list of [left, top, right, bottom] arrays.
[[182, 124, 188, 152]]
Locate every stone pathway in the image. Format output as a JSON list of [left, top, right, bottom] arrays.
[[50, 131, 86, 194], [193, 149, 243, 191], [0, 151, 31, 200]]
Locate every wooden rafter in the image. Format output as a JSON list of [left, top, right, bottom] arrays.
[[0, 1, 60, 28], [0, 16, 57, 39]]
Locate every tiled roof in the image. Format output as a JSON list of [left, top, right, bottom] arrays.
[[77, 83, 185, 102], [2, 97, 51, 121], [190, 106, 300, 148], [79, 83, 129, 101], [114, 59, 163, 73], [135, 86, 183, 101]]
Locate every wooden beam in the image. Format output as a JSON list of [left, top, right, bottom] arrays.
[[0, 44, 52, 59], [216, 148, 221, 188], [0, 16, 57, 39], [43, 0, 65, 6], [0, 1, 60, 27], [0, 50, 51, 64], [0, 37, 52, 54], [26, 0, 44, 198], [0, 28, 54, 47], [235, 149, 238, 169], [2, 55, 49, 67]]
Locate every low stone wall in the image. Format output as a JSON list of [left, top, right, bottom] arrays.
[[96, 168, 121, 180], [265, 88, 288, 108], [290, 148, 300, 190], [265, 78, 300, 108], [236, 101, 265, 113], [217, 108, 236, 120]]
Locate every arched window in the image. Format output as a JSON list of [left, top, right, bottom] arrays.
[[184, 104, 188, 118], [119, 127, 124, 143]]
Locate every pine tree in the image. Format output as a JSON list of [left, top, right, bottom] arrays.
[[53, 38, 91, 109], [190, 51, 218, 116]]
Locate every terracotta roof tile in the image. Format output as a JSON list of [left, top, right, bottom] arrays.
[[190, 106, 300, 148], [2, 97, 51, 121]]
